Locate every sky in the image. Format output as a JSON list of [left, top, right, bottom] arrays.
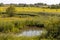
[[0, 0, 60, 5]]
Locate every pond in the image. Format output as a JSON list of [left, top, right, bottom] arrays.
[[16, 30, 43, 37]]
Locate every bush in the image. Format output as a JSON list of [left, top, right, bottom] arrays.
[[44, 19, 60, 39], [5, 5, 16, 17], [12, 20, 25, 29], [25, 20, 44, 28]]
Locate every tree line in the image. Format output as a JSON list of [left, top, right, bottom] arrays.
[[0, 3, 47, 7], [0, 3, 60, 9]]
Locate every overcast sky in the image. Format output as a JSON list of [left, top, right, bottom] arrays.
[[0, 0, 60, 5]]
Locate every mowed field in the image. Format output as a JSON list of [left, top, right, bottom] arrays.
[[0, 7, 60, 13]]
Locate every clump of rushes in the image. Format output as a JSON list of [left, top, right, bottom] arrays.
[[0, 21, 20, 33], [25, 20, 44, 28]]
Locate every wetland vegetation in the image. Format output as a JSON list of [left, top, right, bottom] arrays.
[[0, 3, 60, 40]]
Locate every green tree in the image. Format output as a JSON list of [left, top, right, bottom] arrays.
[[0, 3, 4, 6], [6, 5, 16, 17]]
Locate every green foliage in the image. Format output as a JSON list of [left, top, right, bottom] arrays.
[[0, 22, 14, 33], [49, 5, 60, 9], [43, 17, 60, 39], [25, 20, 44, 28], [0, 21, 21, 33], [0, 34, 40, 40], [0, 11, 60, 40], [12, 20, 25, 29], [0, 3, 4, 6], [6, 5, 16, 17]]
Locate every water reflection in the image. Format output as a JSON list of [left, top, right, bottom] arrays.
[[17, 30, 43, 37]]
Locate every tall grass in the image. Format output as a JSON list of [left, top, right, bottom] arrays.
[[0, 9, 60, 40], [0, 34, 41, 40], [0, 7, 60, 13]]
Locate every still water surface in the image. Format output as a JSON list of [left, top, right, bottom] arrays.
[[17, 30, 43, 37]]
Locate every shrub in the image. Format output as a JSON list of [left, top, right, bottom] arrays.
[[25, 20, 44, 28], [5, 5, 16, 17], [12, 20, 25, 29], [45, 19, 60, 39]]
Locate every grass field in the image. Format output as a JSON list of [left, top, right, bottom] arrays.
[[0, 7, 60, 13]]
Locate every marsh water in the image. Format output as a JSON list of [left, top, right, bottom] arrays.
[[16, 29, 43, 37]]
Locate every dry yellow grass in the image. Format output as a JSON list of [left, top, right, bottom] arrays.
[[0, 17, 34, 22], [0, 7, 60, 13]]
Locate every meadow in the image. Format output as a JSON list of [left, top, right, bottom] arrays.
[[0, 7, 60, 13]]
